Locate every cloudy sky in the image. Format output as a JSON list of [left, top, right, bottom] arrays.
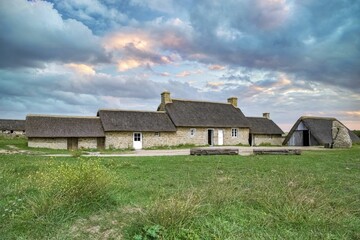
[[1, 0, 359, 131]]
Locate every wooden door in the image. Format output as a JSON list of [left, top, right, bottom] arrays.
[[67, 137, 78, 150]]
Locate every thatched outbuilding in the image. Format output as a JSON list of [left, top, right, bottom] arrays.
[[0, 119, 25, 135], [247, 113, 284, 146], [283, 116, 359, 148], [26, 115, 105, 150]]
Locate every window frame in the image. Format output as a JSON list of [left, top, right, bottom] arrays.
[[190, 128, 196, 137], [231, 128, 238, 138], [134, 132, 141, 141]]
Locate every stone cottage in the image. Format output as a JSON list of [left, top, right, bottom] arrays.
[[26, 115, 105, 150], [247, 113, 284, 146], [157, 91, 250, 147], [283, 116, 360, 148]]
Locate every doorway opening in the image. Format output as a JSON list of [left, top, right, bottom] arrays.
[[208, 129, 214, 146]]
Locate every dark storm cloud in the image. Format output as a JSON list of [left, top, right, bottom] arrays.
[[187, 0, 360, 90], [0, 67, 199, 118], [0, 0, 110, 69]]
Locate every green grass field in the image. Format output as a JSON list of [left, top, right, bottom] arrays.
[[0, 137, 359, 239]]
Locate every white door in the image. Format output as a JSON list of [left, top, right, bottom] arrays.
[[218, 129, 223, 145], [133, 132, 142, 150]]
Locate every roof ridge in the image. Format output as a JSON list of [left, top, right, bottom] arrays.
[[247, 116, 270, 119], [98, 109, 166, 113], [26, 114, 99, 119], [0, 119, 25, 121], [300, 116, 337, 120], [171, 98, 232, 105]]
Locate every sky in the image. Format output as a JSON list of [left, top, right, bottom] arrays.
[[0, 0, 359, 131]]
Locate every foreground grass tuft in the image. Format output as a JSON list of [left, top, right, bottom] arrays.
[[30, 160, 117, 209], [0, 158, 119, 238]]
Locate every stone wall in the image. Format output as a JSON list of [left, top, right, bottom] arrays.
[[223, 128, 249, 145], [332, 121, 352, 148], [105, 127, 250, 149], [105, 132, 133, 149], [28, 137, 67, 149], [78, 138, 98, 149], [252, 134, 284, 146]]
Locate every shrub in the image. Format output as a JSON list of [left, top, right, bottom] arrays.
[[70, 149, 82, 158], [353, 130, 360, 138]]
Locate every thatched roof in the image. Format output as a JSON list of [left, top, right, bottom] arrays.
[[0, 119, 25, 131], [247, 117, 284, 135], [26, 115, 104, 138], [283, 116, 360, 145], [164, 99, 250, 128], [98, 110, 176, 132]]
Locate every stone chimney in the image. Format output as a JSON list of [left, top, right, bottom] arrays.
[[263, 113, 270, 119], [227, 97, 238, 107], [158, 91, 172, 111], [161, 91, 172, 105]]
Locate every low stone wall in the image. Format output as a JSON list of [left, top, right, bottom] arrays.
[[253, 134, 284, 146], [28, 137, 67, 149], [1, 130, 25, 135], [78, 138, 98, 149]]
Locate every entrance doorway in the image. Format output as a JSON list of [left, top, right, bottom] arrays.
[[133, 132, 142, 150], [303, 130, 310, 146], [208, 129, 214, 146], [218, 130, 223, 145], [248, 134, 253, 146]]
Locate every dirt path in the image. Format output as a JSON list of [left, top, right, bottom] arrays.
[[42, 146, 327, 157]]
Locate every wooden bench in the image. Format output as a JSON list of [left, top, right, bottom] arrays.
[[190, 148, 239, 155]]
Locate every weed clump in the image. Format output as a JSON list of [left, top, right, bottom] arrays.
[[129, 190, 203, 238], [28, 160, 117, 217]]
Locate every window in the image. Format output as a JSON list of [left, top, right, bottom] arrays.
[[155, 132, 160, 137], [134, 133, 141, 141], [231, 128, 238, 138], [190, 128, 196, 137]]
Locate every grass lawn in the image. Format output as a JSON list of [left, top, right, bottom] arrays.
[[0, 138, 359, 239]]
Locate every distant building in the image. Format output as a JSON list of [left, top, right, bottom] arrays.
[[0, 119, 25, 135], [26, 115, 105, 150]]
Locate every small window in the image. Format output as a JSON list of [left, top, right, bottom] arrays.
[[190, 128, 196, 137], [155, 132, 160, 137], [134, 133, 141, 141], [231, 128, 238, 138]]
